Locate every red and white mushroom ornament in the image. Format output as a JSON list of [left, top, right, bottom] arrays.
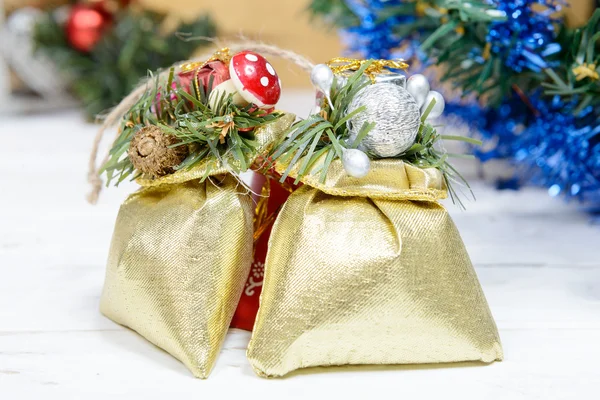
[[208, 79, 247, 109], [229, 51, 281, 109]]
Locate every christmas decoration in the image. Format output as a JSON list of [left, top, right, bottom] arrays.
[[209, 80, 247, 108], [100, 49, 283, 186], [32, 1, 216, 118], [423, 90, 445, 119], [65, 4, 111, 52], [247, 166, 504, 376], [229, 51, 282, 109], [309, 1, 600, 209], [101, 172, 257, 379], [310, 63, 336, 108], [404, 73, 446, 119], [273, 58, 478, 206], [180, 59, 230, 93], [341, 147, 371, 178], [91, 43, 494, 380], [346, 82, 420, 157], [406, 73, 430, 108], [246, 58, 500, 374], [96, 46, 297, 378], [127, 125, 189, 177]]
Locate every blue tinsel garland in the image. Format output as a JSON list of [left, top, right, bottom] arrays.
[[342, 0, 419, 59], [485, 0, 563, 72], [513, 98, 600, 203], [446, 98, 600, 204], [339, 0, 600, 207]]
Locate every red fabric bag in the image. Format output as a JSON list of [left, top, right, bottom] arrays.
[[230, 172, 296, 331]]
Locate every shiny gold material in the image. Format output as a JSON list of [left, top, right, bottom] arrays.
[[100, 115, 295, 378], [253, 180, 272, 243], [278, 156, 447, 201], [100, 176, 252, 378], [253, 173, 296, 243], [326, 57, 409, 82], [247, 160, 503, 377]]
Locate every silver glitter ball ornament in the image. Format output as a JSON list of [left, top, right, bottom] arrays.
[[346, 83, 421, 158], [342, 148, 371, 178]]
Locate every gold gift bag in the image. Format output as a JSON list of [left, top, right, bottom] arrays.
[[247, 159, 503, 377], [100, 114, 294, 378]]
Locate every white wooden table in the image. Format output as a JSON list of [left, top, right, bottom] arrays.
[[1, 93, 599, 399]]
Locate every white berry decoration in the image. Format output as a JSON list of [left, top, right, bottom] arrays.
[[422, 90, 445, 119], [342, 148, 371, 178], [310, 64, 335, 109], [406, 74, 430, 108]]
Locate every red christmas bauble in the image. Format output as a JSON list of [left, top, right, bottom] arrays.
[[65, 5, 111, 52]]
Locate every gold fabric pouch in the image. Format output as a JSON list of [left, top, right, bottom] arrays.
[[100, 114, 294, 378], [247, 159, 503, 377]]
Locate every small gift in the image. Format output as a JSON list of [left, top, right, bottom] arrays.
[[246, 60, 503, 377], [95, 47, 294, 378]]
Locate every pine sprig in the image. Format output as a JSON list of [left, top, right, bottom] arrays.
[[272, 62, 480, 206], [403, 99, 481, 209], [309, 2, 600, 109], [100, 67, 281, 186], [311, 1, 590, 105], [33, 9, 216, 119], [309, 2, 600, 206], [271, 61, 374, 184], [543, 9, 600, 113], [413, 0, 538, 105]]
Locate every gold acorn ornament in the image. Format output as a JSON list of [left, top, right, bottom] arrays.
[[128, 125, 189, 178]]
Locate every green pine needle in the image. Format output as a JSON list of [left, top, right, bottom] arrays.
[[271, 63, 480, 207], [404, 98, 481, 209], [100, 67, 281, 186], [311, 2, 600, 112], [271, 61, 373, 183]]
